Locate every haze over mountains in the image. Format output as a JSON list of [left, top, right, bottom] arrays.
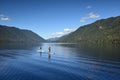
[[57, 16, 120, 44], [0, 25, 45, 43]]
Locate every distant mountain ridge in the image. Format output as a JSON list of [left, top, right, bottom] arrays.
[[58, 16, 120, 44], [0, 25, 45, 43], [47, 37, 60, 42]]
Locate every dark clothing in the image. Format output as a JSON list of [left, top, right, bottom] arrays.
[[48, 47, 51, 52]]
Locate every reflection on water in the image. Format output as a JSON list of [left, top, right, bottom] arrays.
[[39, 52, 42, 57], [0, 43, 120, 80], [38, 52, 51, 60], [57, 43, 120, 61], [48, 52, 51, 60], [0, 42, 42, 50]]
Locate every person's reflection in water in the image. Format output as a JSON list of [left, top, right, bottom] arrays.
[[39, 47, 42, 57], [39, 52, 42, 57], [48, 52, 51, 60], [48, 46, 51, 60]]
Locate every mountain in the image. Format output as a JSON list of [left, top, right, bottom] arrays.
[[0, 25, 45, 43], [47, 37, 59, 42], [58, 16, 120, 44]]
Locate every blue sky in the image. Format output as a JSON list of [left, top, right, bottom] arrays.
[[0, 0, 120, 39]]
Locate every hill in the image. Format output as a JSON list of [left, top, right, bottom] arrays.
[[58, 16, 120, 44], [47, 37, 59, 42], [0, 25, 45, 43]]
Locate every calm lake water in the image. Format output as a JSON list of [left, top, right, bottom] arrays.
[[0, 43, 120, 80]]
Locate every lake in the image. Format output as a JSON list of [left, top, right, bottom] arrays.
[[0, 43, 120, 80]]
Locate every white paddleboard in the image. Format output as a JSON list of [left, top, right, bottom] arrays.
[[37, 50, 44, 53], [37, 50, 55, 55]]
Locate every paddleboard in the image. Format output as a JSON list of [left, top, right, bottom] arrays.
[[37, 50, 55, 55], [37, 50, 44, 53]]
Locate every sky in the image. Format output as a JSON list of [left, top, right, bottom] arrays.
[[0, 0, 120, 39]]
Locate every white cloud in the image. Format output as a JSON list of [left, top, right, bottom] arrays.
[[80, 17, 88, 22], [0, 17, 10, 21], [48, 28, 76, 39], [64, 28, 70, 32], [88, 12, 100, 18], [86, 6, 92, 9], [80, 12, 100, 22], [0, 14, 10, 21], [64, 28, 75, 32]]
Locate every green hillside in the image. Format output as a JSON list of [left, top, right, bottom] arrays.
[[58, 16, 120, 44], [0, 25, 45, 43]]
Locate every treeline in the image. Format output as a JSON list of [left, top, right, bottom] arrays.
[[0, 25, 45, 43], [57, 16, 120, 44]]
